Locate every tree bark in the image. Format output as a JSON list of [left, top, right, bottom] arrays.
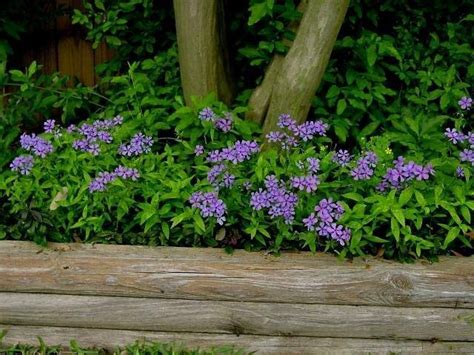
[[260, 0, 349, 134], [246, 0, 308, 125], [173, 0, 233, 106]]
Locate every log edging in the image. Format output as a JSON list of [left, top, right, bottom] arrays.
[[0, 241, 473, 353]]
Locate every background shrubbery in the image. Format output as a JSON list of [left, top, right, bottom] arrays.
[[0, 0, 472, 260]]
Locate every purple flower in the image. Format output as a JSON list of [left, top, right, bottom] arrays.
[[66, 124, 76, 133], [350, 152, 377, 180], [89, 171, 117, 193], [114, 166, 140, 181], [302, 213, 318, 231], [97, 131, 113, 144], [445, 128, 466, 144], [266, 131, 285, 143], [379, 157, 434, 191], [332, 150, 352, 167], [251, 176, 298, 224], [207, 164, 226, 186], [467, 132, 474, 148], [314, 198, 344, 223], [189, 191, 227, 225], [118, 132, 153, 156], [194, 145, 205, 156], [243, 181, 252, 190], [460, 149, 474, 166], [214, 112, 233, 132], [456, 166, 465, 178], [294, 121, 328, 141], [10, 155, 34, 175], [19, 133, 53, 158], [277, 114, 297, 132], [307, 158, 320, 173], [222, 173, 236, 188], [199, 107, 216, 121], [112, 115, 124, 126], [208, 140, 259, 164], [290, 174, 320, 193], [458, 96, 472, 110], [44, 119, 55, 133]]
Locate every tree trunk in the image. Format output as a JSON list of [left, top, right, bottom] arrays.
[[246, 0, 308, 125], [173, 0, 233, 106], [260, 0, 349, 134]]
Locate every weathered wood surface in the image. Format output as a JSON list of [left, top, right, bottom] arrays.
[[0, 241, 473, 308], [2, 325, 473, 354], [1, 292, 473, 341]]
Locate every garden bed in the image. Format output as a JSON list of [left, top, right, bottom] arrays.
[[0, 241, 473, 354]]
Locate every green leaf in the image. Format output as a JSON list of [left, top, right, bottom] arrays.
[[343, 192, 364, 202], [367, 45, 377, 66], [399, 187, 413, 207], [443, 227, 460, 249], [414, 191, 426, 207], [193, 213, 206, 233], [460, 206, 471, 224], [392, 209, 405, 227], [336, 99, 347, 115], [391, 217, 400, 242], [248, 2, 270, 26]]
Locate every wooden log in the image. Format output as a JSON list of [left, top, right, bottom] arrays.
[[1, 293, 473, 341], [2, 325, 473, 354], [0, 241, 472, 308]]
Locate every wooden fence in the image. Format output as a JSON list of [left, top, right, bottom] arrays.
[[15, 0, 114, 86], [0, 241, 473, 354]]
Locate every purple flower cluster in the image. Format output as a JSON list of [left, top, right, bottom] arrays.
[[10, 155, 34, 175], [303, 199, 350, 246], [332, 149, 352, 167], [250, 175, 298, 224], [189, 191, 227, 225], [89, 165, 139, 192], [445, 127, 474, 174], [445, 128, 466, 145], [207, 140, 259, 164], [207, 163, 236, 188], [377, 156, 434, 192], [460, 149, 474, 166], [44, 119, 55, 133], [266, 114, 328, 149], [198, 107, 216, 121], [198, 108, 233, 132], [19, 133, 53, 158], [458, 96, 472, 110], [290, 174, 319, 192], [296, 157, 320, 174], [118, 132, 153, 157], [194, 145, 205, 156], [350, 151, 378, 180], [72, 116, 123, 155]]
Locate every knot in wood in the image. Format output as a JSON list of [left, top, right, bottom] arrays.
[[389, 274, 413, 291]]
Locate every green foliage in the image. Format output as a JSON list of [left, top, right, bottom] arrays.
[[0, 331, 246, 355]]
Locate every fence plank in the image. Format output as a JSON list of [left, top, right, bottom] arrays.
[[1, 293, 473, 341], [2, 325, 473, 354], [0, 241, 472, 308]]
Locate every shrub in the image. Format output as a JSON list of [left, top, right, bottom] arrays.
[[2, 95, 472, 260]]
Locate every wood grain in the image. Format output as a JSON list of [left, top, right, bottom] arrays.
[[2, 325, 473, 354], [0, 241, 472, 308], [1, 293, 473, 341]]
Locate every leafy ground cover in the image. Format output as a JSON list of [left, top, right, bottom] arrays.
[[0, 0, 472, 260], [0, 331, 245, 355]]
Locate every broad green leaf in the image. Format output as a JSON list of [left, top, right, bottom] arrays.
[[392, 209, 405, 227], [399, 187, 413, 207], [443, 227, 460, 249]]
